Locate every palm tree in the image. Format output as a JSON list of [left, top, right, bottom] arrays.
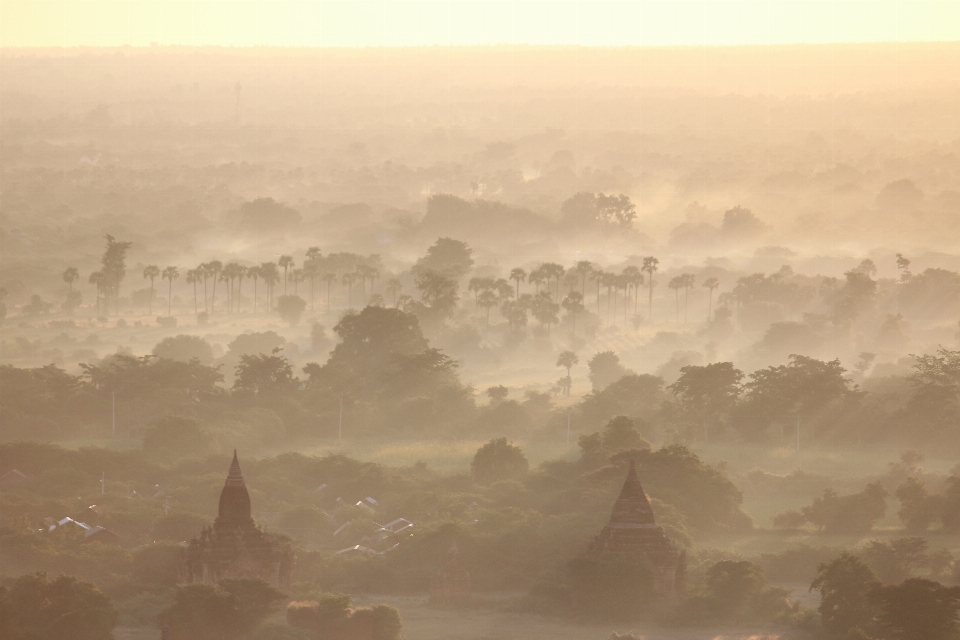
[[617, 273, 631, 324], [62, 267, 79, 293], [642, 256, 659, 319], [322, 272, 337, 311], [236, 265, 245, 312], [386, 278, 402, 307], [680, 273, 696, 323], [668, 275, 683, 322], [291, 267, 303, 296], [218, 269, 232, 313], [573, 260, 593, 297], [142, 265, 160, 315], [247, 265, 261, 313], [703, 277, 720, 321], [468, 277, 486, 313], [279, 255, 294, 295], [592, 269, 606, 314], [478, 289, 498, 329], [542, 263, 565, 299], [341, 271, 358, 307], [562, 291, 585, 335], [197, 263, 210, 313], [622, 266, 643, 317], [529, 266, 547, 294], [556, 350, 579, 396], [222, 262, 244, 313], [206, 260, 223, 314], [601, 272, 617, 323], [509, 268, 526, 298], [185, 268, 200, 315], [161, 266, 179, 317], [89, 270, 104, 317], [260, 262, 280, 310], [303, 255, 321, 310]]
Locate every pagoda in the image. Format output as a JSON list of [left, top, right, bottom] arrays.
[[179, 451, 293, 589], [588, 459, 686, 597]]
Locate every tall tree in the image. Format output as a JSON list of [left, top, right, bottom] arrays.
[[873, 578, 960, 640], [161, 266, 179, 317], [668, 275, 683, 322], [529, 266, 547, 294], [531, 291, 560, 338], [385, 278, 402, 307], [247, 266, 261, 313], [62, 266, 79, 292], [642, 256, 659, 320], [100, 234, 132, 315], [542, 263, 565, 299], [509, 267, 527, 297], [703, 277, 720, 321], [186, 268, 200, 315], [574, 260, 594, 297], [142, 265, 160, 315], [341, 271, 359, 307], [260, 262, 280, 311], [206, 260, 223, 314], [810, 553, 880, 640], [562, 291, 585, 334], [89, 270, 104, 317], [680, 273, 696, 323], [478, 289, 498, 329], [278, 255, 294, 295], [622, 265, 643, 317], [322, 271, 337, 312], [557, 350, 579, 396], [668, 362, 743, 443]]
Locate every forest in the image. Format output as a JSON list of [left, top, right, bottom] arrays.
[[3, 43, 960, 640]]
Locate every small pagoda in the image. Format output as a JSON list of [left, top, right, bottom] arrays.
[[588, 459, 686, 597], [179, 451, 293, 589]]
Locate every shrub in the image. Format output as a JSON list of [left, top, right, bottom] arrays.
[[801, 482, 888, 534], [286, 595, 402, 640], [158, 579, 285, 640], [0, 572, 117, 640], [471, 438, 529, 485], [277, 295, 307, 325], [152, 335, 213, 365], [142, 416, 210, 462]]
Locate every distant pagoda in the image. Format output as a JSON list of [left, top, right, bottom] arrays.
[[179, 451, 293, 589], [589, 459, 686, 597]]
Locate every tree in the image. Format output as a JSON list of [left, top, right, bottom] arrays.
[[185, 268, 200, 315], [234, 349, 296, 396], [596, 193, 637, 229], [471, 437, 529, 484], [896, 252, 912, 281], [873, 578, 960, 640], [561, 291, 585, 334], [668, 362, 743, 443], [557, 351, 579, 396], [414, 269, 458, 316], [278, 255, 294, 295], [509, 267, 527, 297], [205, 260, 223, 313], [528, 266, 547, 294], [276, 294, 307, 326], [703, 277, 720, 320], [413, 237, 474, 279], [162, 266, 179, 316], [531, 291, 560, 338], [588, 351, 629, 391], [142, 265, 160, 315], [622, 265, 643, 317], [322, 271, 338, 311], [896, 477, 944, 532], [63, 266, 81, 312], [385, 278, 402, 307], [541, 262, 565, 299], [0, 572, 117, 640], [246, 266, 260, 313], [679, 273, 696, 323], [100, 234, 132, 315], [802, 483, 889, 534], [153, 334, 214, 365], [641, 257, 658, 319], [260, 262, 280, 311], [600, 415, 648, 452], [810, 553, 880, 638], [704, 560, 766, 619], [573, 260, 594, 297], [158, 579, 285, 640], [221, 262, 244, 313], [88, 270, 105, 317], [477, 289, 498, 328], [668, 275, 683, 322], [486, 385, 509, 403]]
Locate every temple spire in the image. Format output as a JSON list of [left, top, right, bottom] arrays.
[[608, 459, 657, 525], [217, 449, 252, 527]]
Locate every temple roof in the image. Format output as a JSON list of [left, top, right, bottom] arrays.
[[217, 450, 253, 528], [608, 459, 657, 526]]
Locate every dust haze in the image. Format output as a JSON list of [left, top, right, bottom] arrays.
[[4, 44, 960, 640]]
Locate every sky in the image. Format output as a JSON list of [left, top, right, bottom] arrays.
[[1, 0, 958, 48]]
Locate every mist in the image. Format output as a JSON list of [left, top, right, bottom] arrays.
[[4, 42, 960, 640]]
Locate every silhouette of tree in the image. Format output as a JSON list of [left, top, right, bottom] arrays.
[[668, 275, 683, 322], [873, 578, 960, 640], [341, 271, 359, 307], [322, 271, 337, 311], [246, 265, 260, 313], [88, 270, 104, 317], [413, 237, 474, 279], [185, 269, 200, 315], [471, 438, 528, 484], [528, 266, 547, 294], [385, 278, 402, 307], [642, 257, 658, 319], [557, 350, 579, 395], [206, 260, 223, 314], [62, 266, 79, 292], [100, 234, 132, 315], [574, 260, 594, 297], [810, 553, 880, 638], [509, 267, 527, 297], [161, 266, 179, 317], [260, 262, 280, 311], [562, 291, 585, 334], [278, 255, 294, 295], [142, 265, 160, 315], [680, 273, 696, 323], [478, 288, 498, 328], [531, 291, 560, 338], [622, 266, 643, 317], [703, 277, 720, 320], [668, 362, 743, 443]]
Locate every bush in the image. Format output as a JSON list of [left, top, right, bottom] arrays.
[[152, 334, 213, 365], [801, 482, 888, 534], [156, 316, 177, 328], [158, 579, 285, 640], [277, 295, 307, 325], [286, 595, 402, 640], [0, 572, 117, 640], [471, 438, 529, 485]]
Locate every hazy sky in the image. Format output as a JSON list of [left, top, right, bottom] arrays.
[[2, 1, 958, 48]]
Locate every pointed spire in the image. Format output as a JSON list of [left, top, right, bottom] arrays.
[[608, 459, 657, 525], [228, 449, 242, 479]]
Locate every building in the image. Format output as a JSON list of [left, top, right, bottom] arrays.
[[588, 459, 686, 597], [179, 451, 293, 589]]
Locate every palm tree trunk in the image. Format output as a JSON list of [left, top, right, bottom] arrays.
[[675, 290, 679, 322], [167, 280, 172, 316], [193, 282, 198, 315], [202, 277, 208, 314], [648, 281, 654, 319], [708, 290, 713, 321], [684, 288, 689, 323], [253, 279, 258, 313], [149, 279, 154, 315], [211, 277, 217, 314]]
